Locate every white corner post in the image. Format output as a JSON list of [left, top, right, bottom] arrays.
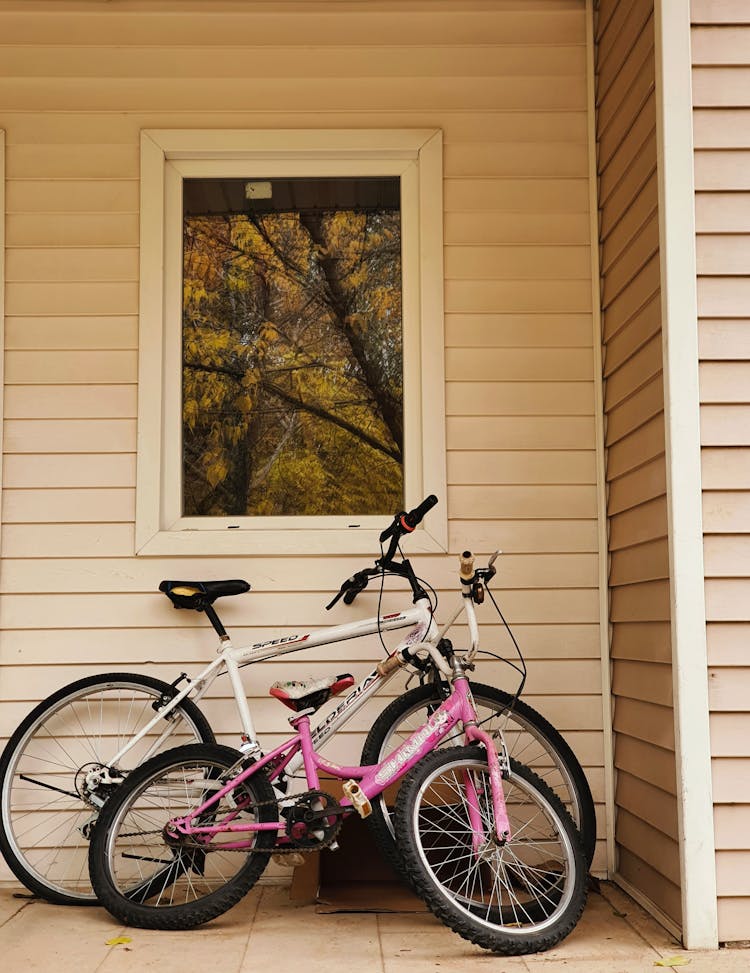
[[654, 0, 718, 950]]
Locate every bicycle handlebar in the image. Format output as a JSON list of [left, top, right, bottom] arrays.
[[325, 496, 439, 611]]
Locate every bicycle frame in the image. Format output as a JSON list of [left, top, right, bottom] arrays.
[[100, 599, 441, 779], [169, 670, 511, 848]]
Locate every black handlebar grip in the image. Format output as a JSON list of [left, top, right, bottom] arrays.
[[403, 494, 438, 529]]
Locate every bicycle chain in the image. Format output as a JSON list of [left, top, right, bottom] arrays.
[[120, 787, 345, 855]]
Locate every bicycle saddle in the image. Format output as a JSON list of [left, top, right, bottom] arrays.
[[270, 674, 355, 713], [159, 579, 250, 609]]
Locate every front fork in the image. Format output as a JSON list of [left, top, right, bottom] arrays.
[[463, 722, 511, 851]]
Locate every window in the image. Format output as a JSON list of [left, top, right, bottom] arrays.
[[137, 130, 446, 555]]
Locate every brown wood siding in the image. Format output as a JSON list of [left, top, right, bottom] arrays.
[[595, 0, 680, 926], [0, 0, 606, 883], [692, 0, 750, 944]]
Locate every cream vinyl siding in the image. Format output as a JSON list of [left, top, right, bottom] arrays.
[[0, 0, 605, 879], [692, 0, 750, 944], [595, 0, 681, 925]]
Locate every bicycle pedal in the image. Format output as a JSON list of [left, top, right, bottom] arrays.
[[342, 779, 371, 818], [272, 852, 306, 868]]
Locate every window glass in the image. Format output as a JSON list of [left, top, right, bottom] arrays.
[[181, 176, 404, 517]]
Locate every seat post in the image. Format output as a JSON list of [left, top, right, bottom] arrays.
[[203, 603, 228, 641]]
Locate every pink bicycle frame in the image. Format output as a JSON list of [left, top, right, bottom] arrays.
[[168, 674, 511, 849]]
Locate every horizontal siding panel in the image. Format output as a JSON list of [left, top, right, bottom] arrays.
[[699, 319, 750, 360], [706, 579, 750, 619], [604, 334, 663, 413], [444, 142, 588, 179], [5, 316, 137, 350], [694, 192, 750, 232], [610, 620, 672, 665], [599, 134, 658, 245], [603, 293, 661, 373], [601, 256, 660, 341], [0, 624, 603, 667], [5, 247, 139, 282], [0, 45, 589, 81], [615, 735, 677, 795], [699, 361, 750, 401], [617, 809, 681, 885], [697, 235, 750, 275], [707, 624, 750, 666], [447, 450, 597, 485], [710, 714, 750, 758], [3, 419, 135, 453], [601, 214, 660, 309], [698, 277, 750, 318], [612, 696, 675, 750], [600, 170, 658, 273], [597, 13, 654, 129], [6, 179, 138, 214], [695, 150, 750, 190], [448, 519, 598, 555], [709, 667, 750, 712], [703, 491, 750, 531], [446, 382, 594, 416], [607, 455, 666, 516], [717, 898, 750, 944], [605, 377, 664, 446], [700, 405, 750, 445], [609, 496, 668, 550], [5, 350, 137, 384], [693, 108, 750, 148], [0, 76, 589, 112], [444, 212, 591, 246], [445, 245, 590, 280], [444, 279, 592, 314], [2, 488, 134, 524], [6, 213, 140, 247], [444, 314, 593, 348], [610, 580, 671, 624], [611, 657, 673, 706], [0, 9, 588, 47], [618, 848, 682, 925], [0, 588, 601, 631], [4, 143, 139, 178], [713, 759, 750, 804], [4, 386, 136, 419], [5, 283, 139, 317], [606, 414, 665, 479], [703, 535, 750, 575], [448, 484, 597, 520], [446, 416, 595, 450], [445, 179, 589, 213], [446, 348, 594, 381], [1, 523, 135, 558], [616, 770, 679, 839], [609, 537, 669, 586], [693, 67, 750, 107], [2, 453, 136, 489], [692, 27, 750, 65], [0, 554, 600, 597]]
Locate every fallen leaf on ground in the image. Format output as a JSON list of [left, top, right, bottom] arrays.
[[105, 937, 132, 946], [655, 957, 690, 967]]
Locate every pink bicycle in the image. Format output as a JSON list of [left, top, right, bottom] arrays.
[[88, 591, 588, 954]]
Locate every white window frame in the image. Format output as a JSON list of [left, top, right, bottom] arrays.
[[136, 129, 447, 556]]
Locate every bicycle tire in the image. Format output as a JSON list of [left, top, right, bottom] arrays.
[[394, 747, 588, 954], [360, 682, 596, 875], [89, 743, 276, 930], [0, 672, 215, 905]]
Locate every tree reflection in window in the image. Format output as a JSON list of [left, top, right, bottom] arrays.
[[182, 177, 403, 517]]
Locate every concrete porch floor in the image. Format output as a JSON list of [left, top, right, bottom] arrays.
[[0, 880, 746, 973]]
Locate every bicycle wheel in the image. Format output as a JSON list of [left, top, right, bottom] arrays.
[[0, 672, 214, 905], [394, 747, 587, 954], [89, 744, 277, 930], [360, 682, 596, 876]]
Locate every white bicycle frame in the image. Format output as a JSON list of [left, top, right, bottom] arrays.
[[101, 593, 484, 782]]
